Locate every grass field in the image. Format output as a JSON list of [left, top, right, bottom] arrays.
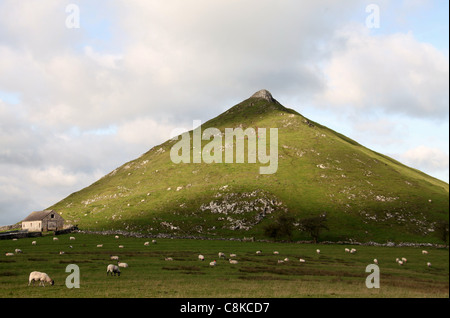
[[0, 233, 448, 298]]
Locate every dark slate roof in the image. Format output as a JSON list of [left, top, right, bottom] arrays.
[[22, 210, 56, 222]]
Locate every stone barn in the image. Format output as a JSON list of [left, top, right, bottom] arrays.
[[21, 210, 65, 232]]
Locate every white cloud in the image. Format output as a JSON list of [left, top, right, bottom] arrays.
[[400, 146, 449, 173]]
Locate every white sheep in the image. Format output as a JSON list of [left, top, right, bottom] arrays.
[[277, 260, 284, 264], [106, 264, 121, 276], [395, 258, 400, 263], [69, 236, 76, 240], [344, 248, 350, 253], [284, 257, 289, 262], [218, 252, 225, 259], [230, 253, 237, 258], [350, 248, 357, 254], [28, 271, 54, 287], [152, 240, 157, 244], [198, 254, 205, 261], [32, 241, 36, 245], [5, 252, 14, 256], [209, 260, 217, 266], [110, 255, 119, 260], [398, 260, 404, 266], [144, 242, 150, 246], [59, 251, 65, 255], [299, 258, 306, 263], [115, 235, 119, 239], [427, 262, 432, 267], [273, 251, 279, 255], [229, 259, 238, 264], [118, 245, 124, 248], [14, 249, 22, 254], [401, 257, 407, 263], [374, 259, 378, 265], [256, 250, 262, 255], [53, 237, 58, 241], [316, 249, 320, 254], [118, 261, 128, 268], [165, 257, 173, 261], [97, 244, 103, 248], [422, 250, 429, 255]]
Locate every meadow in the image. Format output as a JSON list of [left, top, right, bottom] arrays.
[[0, 233, 448, 298]]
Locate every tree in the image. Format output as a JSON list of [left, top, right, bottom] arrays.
[[298, 214, 329, 243], [434, 220, 449, 246], [263, 213, 295, 241]]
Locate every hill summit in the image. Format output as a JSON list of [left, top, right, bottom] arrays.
[[49, 90, 449, 243]]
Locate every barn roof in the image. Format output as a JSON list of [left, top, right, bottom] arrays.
[[22, 210, 58, 222]]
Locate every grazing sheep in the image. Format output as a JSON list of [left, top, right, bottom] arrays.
[[28, 271, 54, 287], [118, 245, 124, 248], [395, 258, 400, 263], [299, 258, 306, 263], [32, 241, 36, 245], [422, 250, 429, 255], [277, 260, 284, 264], [401, 257, 407, 263], [316, 249, 320, 254], [165, 257, 173, 261], [427, 262, 432, 267], [345, 248, 350, 253], [218, 252, 225, 259], [144, 242, 150, 246], [115, 235, 119, 239], [152, 240, 157, 244], [118, 261, 128, 268], [53, 237, 58, 241], [374, 259, 378, 265], [110, 256, 119, 260], [106, 264, 121, 276], [398, 260, 404, 266], [14, 249, 22, 254], [209, 260, 217, 266], [273, 251, 279, 255], [59, 251, 65, 255], [198, 254, 205, 261], [350, 248, 357, 254], [5, 252, 14, 256], [97, 244, 103, 248], [229, 259, 238, 264], [69, 237, 76, 241], [230, 253, 237, 258], [284, 258, 289, 262], [256, 251, 262, 255]]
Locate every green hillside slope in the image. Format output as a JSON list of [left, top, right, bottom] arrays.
[[49, 90, 449, 243]]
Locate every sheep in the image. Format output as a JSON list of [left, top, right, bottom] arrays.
[[209, 260, 217, 266], [398, 260, 404, 266], [32, 241, 36, 245], [28, 271, 54, 287], [422, 250, 429, 255], [273, 251, 279, 255], [115, 235, 119, 239], [401, 257, 407, 263], [344, 248, 350, 253], [218, 252, 225, 259], [53, 237, 58, 241], [144, 242, 150, 246], [256, 250, 262, 255], [69, 236, 76, 241], [59, 251, 65, 255], [5, 252, 14, 256], [229, 259, 238, 264], [97, 244, 103, 248], [395, 258, 400, 263], [14, 249, 22, 254], [198, 254, 205, 261], [165, 257, 173, 261], [106, 264, 121, 276], [427, 262, 432, 267], [118, 261, 128, 268], [299, 258, 306, 263], [110, 255, 119, 260], [152, 240, 157, 244], [350, 248, 357, 254], [230, 253, 237, 258], [316, 249, 320, 254], [374, 259, 378, 265], [284, 258, 289, 262], [118, 245, 124, 248], [277, 260, 284, 264]]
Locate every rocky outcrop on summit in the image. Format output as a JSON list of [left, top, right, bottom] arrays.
[[250, 89, 276, 103]]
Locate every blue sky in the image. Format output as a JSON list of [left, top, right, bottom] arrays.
[[0, 0, 448, 226]]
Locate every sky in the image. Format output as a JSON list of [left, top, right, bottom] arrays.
[[0, 0, 448, 226]]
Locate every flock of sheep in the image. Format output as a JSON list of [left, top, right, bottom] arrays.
[[3, 234, 436, 288]]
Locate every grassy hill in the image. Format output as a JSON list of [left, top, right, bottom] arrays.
[[49, 90, 449, 243]]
